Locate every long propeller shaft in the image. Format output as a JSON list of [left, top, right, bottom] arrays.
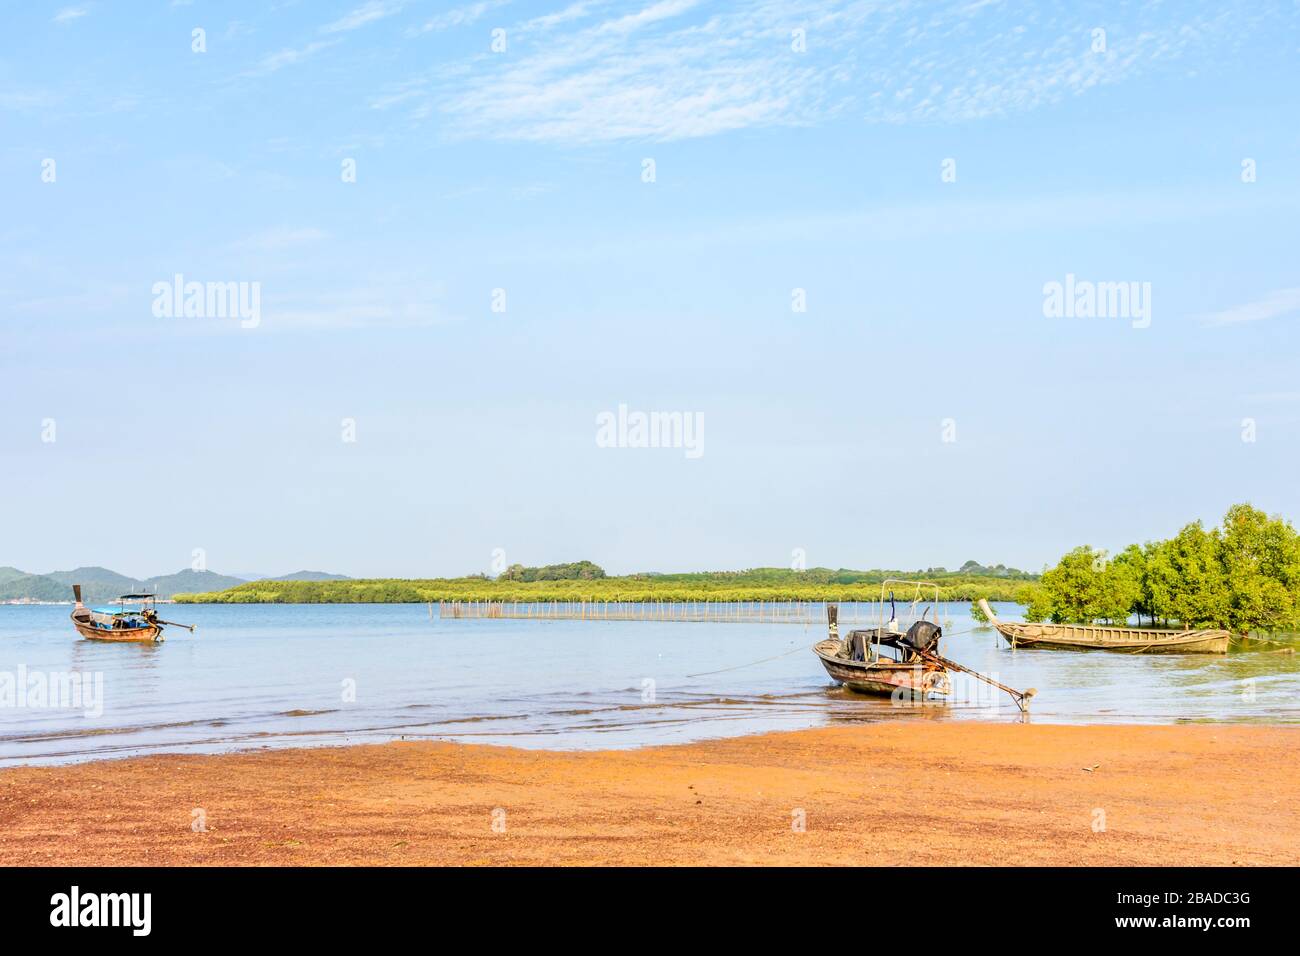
[[914, 646, 1035, 713]]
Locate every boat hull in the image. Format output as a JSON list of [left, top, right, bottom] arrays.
[[71, 616, 163, 643], [977, 599, 1229, 654], [990, 621, 1228, 654], [813, 639, 950, 697]]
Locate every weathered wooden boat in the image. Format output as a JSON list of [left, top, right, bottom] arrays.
[[813, 634, 952, 697], [977, 599, 1229, 654], [814, 582, 952, 700], [814, 581, 1036, 712], [69, 585, 194, 643]]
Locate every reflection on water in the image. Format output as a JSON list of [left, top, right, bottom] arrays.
[[0, 603, 1296, 766]]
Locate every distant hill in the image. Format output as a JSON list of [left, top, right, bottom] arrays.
[[141, 569, 247, 597], [0, 564, 351, 600], [228, 570, 351, 582], [2, 566, 253, 603], [44, 567, 142, 597], [0, 567, 67, 602], [267, 570, 351, 582]]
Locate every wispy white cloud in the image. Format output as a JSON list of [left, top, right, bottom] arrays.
[[511, 182, 557, 199], [597, 0, 696, 33], [262, 275, 458, 330], [0, 89, 59, 111], [1202, 289, 1300, 326], [523, 0, 604, 31], [231, 227, 331, 253], [13, 282, 132, 315], [407, 0, 510, 37], [322, 1, 406, 35], [242, 40, 338, 77], [860, 6, 1239, 125], [52, 7, 89, 23], [369, 84, 427, 110], [383, 0, 828, 142], [1241, 391, 1300, 403], [160, 154, 239, 183], [372, 0, 1274, 145]]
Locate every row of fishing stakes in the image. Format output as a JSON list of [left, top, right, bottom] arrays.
[[435, 599, 949, 626]]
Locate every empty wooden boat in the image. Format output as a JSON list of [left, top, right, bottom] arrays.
[[69, 585, 194, 643], [977, 599, 1229, 654], [813, 634, 952, 697], [814, 582, 952, 700]]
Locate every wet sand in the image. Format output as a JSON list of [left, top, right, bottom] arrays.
[[1, 723, 1296, 866]]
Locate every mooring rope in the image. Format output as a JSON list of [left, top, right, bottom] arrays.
[[1230, 634, 1296, 653], [686, 643, 816, 677], [683, 623, 988, 678]]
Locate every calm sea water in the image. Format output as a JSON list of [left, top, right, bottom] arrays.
[[1, 602, 1297, 766]]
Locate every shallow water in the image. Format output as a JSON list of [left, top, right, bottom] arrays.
[[0, 602, 1296, 766]]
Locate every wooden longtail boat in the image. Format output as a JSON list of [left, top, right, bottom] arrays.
[[69, 585, 194, 644], [813, 636, 951, 696], [977, 599, 1229, 654], [813, 581, 952, 700]]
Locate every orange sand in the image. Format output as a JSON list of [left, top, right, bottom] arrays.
[[1, 723, 1296, 865]]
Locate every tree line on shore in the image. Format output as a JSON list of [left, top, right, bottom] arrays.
[[172, 508, 1300, 635], [1024, 504, 1300, 634], [175, 566, 1038, 605]]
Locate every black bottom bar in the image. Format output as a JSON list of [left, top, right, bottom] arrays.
[[0, 866, 1280, 941]]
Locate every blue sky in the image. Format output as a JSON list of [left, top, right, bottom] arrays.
[[3, 0, 1299, 579]]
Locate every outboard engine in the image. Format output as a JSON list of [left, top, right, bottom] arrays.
[[901, 619, 942, 654]]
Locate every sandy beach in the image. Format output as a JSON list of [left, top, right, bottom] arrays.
[[1, 723, 1296, 866]]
